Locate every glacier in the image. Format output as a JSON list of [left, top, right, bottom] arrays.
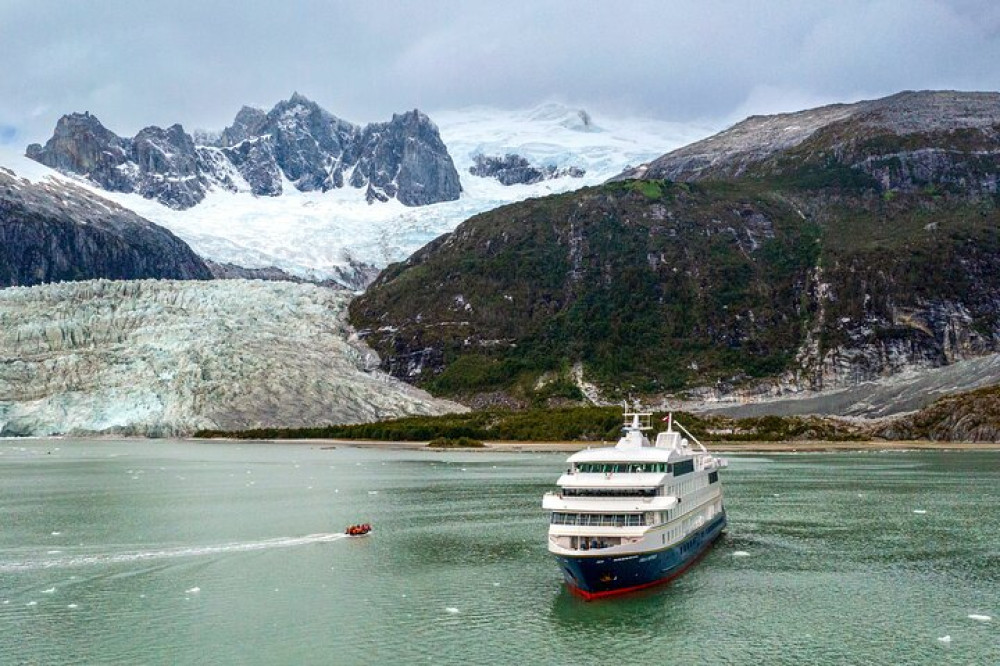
[[0, 279, 464, 436]]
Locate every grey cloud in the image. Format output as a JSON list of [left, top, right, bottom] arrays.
[[2, 0, 999, 143]]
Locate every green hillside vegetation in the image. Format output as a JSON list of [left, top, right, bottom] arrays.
[[352, 180, 827, 401], [194, 407, 864, 443]]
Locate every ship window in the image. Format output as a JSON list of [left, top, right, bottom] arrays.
[[551, 513, 647, 527], [709, 471, 719, 484], [563, 488, 656, 498], [576, 462, 671, 474], [673, 459, 694, 476]]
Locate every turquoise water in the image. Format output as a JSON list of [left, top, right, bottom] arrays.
[[1, 440, 997, 665]]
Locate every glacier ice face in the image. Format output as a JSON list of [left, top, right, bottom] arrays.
[[0, 279, 464, 436]]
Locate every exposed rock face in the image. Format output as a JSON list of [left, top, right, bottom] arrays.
[[0, 279, 464, 436], [618, 91, 1000, 195], [874, 382, 1000, 442], [204, 259, 380, 291], [469, 153, 585, 185], [0, 167, 212, 287], [352, 110, 463, 205], [26, 94, 462, 209]]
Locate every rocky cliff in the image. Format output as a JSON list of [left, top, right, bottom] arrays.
[[0, 166, 212, 288], [874, 383, 1000, 442], [469, 153, 585, 185], [618, 90, 1000, 194], [26, 93, 462, 209], [0, 279, 463, 436], [350, 91, 1000, 408]]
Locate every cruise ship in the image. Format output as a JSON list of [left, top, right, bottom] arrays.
[[542, 411, 727, 599]]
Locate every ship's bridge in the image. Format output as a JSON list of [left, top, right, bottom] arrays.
[[566, 447, 691, 466]]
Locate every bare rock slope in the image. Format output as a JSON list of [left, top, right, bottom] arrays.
[[0, 279, 463, 436], [619, 90, 1000, 188], [0, 166, 212, 287]]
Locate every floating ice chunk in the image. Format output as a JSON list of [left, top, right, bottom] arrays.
[[733, 551, 751, 558], [67, 603, 78, 609], [772, 494, 780, 498], [47, 550, 62, 554], [461, 468, 468, 472], [445, 607, 459, 614], [42, 587, 55, 594], [913, 510, 927, 514], [26, 601, 37, 606], [185, 587, 201, 594], [937, 635, 951, 643], [51, 531, 61, 536], [367, 491, 378, 495], [968, 614, 992, 622]]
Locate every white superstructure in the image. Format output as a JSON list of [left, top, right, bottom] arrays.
[[544, 412, 726, 561]]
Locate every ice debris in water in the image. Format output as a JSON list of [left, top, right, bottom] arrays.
[[968, 614, 991, 622], [937, 635, 951, 643], [51, 531, 61, 536], [913, 509, 927, 514], [367, 491, 378, 495], [185, 587, 201, 594], [41, 587, 55, 594], [67, 604, 78, 609], [445, 607, 460, 614], [733, 551, 751, 557]]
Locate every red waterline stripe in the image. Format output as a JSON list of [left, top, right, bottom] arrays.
[[566, 530, 724, 601]]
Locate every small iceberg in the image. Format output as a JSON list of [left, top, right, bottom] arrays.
[[733, 551, 751, 558], [185, 587, 201, 594], [968, 614, 991, 622], [913, 509, 927, 514], [41, 587, 55, 594], [937, 635, 951, 643], [445, 607, 459, 614], [67, 603, 78, 609]]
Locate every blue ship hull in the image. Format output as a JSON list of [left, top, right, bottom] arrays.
[[554, 511, 726, 599]]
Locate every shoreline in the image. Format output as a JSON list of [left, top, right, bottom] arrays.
[[187, 437, 1000, 453]]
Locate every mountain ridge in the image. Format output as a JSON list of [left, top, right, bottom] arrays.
[[0, 164, 212, 288], [26, 94, 462, 210]]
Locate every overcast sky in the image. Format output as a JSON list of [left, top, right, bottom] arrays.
[[2, 0, 1000, 144]]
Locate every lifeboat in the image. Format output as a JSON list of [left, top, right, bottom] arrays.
[[345, 523, 372, 536]]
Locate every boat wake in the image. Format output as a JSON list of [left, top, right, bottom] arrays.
[[0, 533, 348, 572]]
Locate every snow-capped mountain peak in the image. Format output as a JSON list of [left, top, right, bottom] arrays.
[[9, 103, 717, 285]]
